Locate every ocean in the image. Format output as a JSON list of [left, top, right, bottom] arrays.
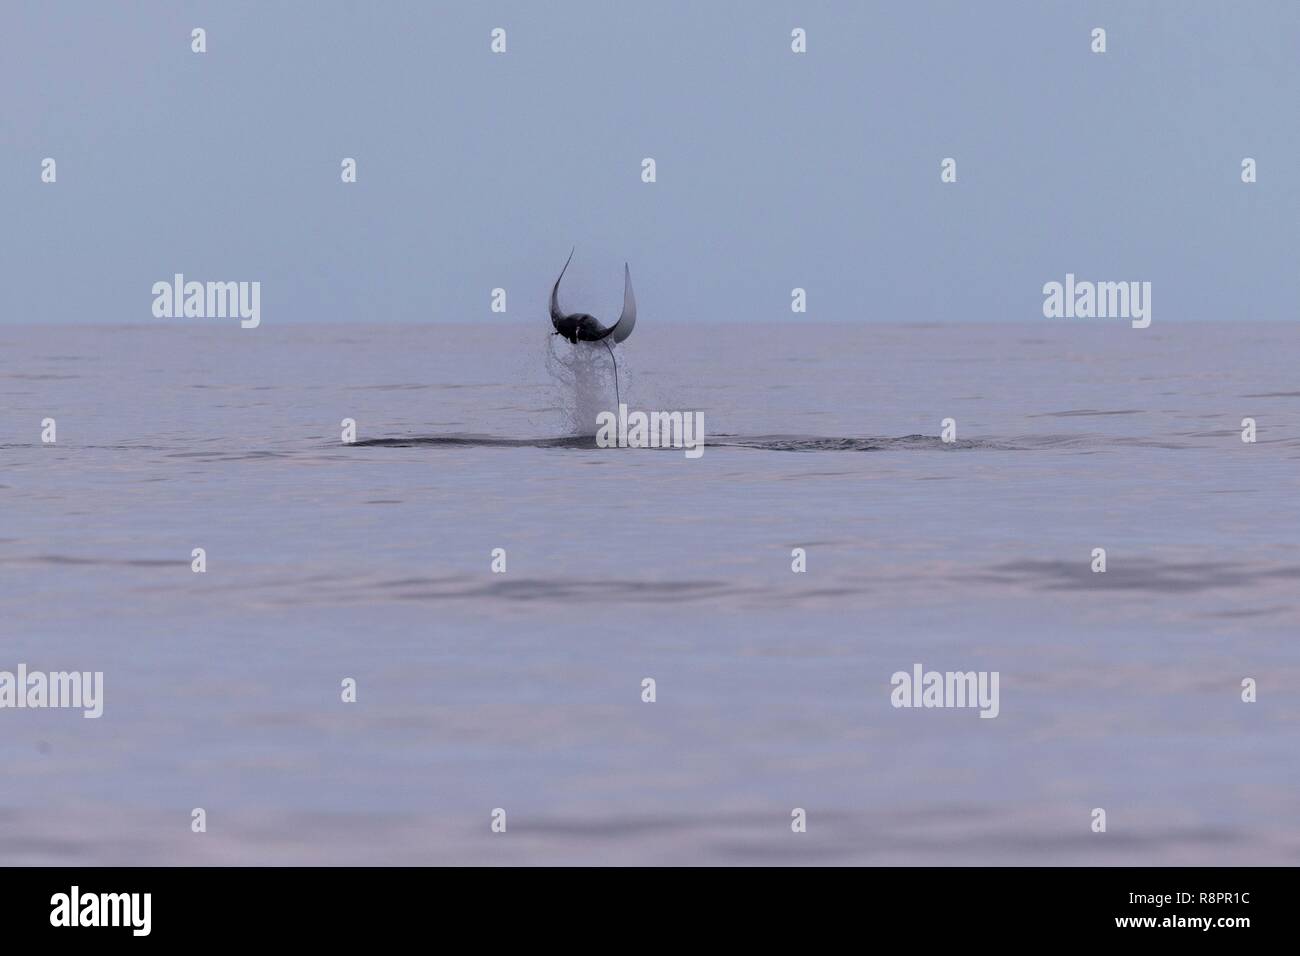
[[1, 320, 1296, 864]]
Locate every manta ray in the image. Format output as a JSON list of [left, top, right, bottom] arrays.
[[550, 248, 636, 405]]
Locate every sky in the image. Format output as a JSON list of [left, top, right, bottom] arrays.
[[2, 0, 1297, 324]]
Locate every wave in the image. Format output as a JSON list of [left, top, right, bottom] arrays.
[[353, 433, 1007, 452], [349, 431, 1211, 452]]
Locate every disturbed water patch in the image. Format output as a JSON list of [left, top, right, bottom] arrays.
[[962, 558, 1300, 595], [350, 433, 1001, 452]]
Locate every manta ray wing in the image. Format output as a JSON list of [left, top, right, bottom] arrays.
[[605, 263, 636, 343], [550, 247, 575, 332]]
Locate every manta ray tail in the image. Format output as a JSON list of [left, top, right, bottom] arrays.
[[602, 337, 620, 409]]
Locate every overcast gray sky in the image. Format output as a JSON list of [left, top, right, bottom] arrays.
[[2, 1, 1297, 324]]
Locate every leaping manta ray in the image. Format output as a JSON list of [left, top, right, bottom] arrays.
[[550, 248, 636, 407]]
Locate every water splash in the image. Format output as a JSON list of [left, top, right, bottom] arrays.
[[544, 332, 624, 435]]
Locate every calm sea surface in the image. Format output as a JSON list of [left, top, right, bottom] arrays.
[[1, 321, 1297, 864]]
